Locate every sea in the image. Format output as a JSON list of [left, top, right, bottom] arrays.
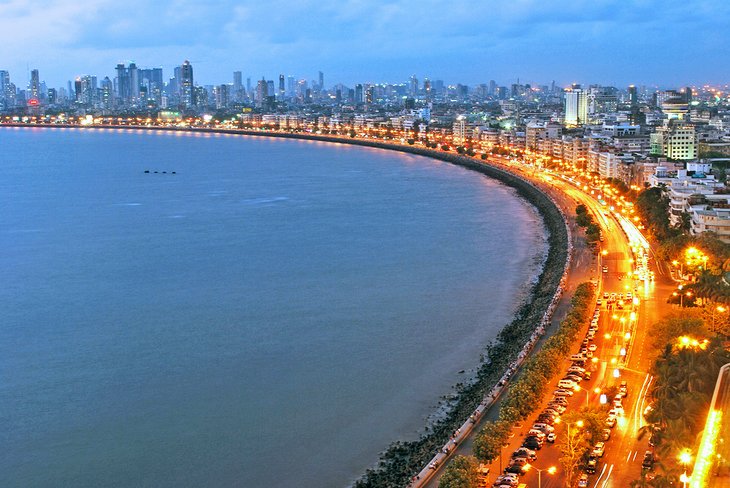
[[0, 127, 547, 487]]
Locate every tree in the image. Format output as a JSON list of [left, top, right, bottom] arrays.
[[438, 456, 479, 488], [558, 418, 590, 488], [473, 420, 511, 463]]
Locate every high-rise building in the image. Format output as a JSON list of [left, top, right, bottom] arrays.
[[233, 71, 243, 101], [180, 60, 195, 108], [100, 77, 113, 109], [287, 76, 295, 97], [129, 62, 139, 101], [28, 69, 40, 102], [650, 121, 697, 160], [409, 74, 418, 96], [74, 75, 93, 105], [255, 78, 268, 107], [355, 84, 363, 104], [318, 71, 324, 91], [278, 74, 285, 99], [628, 85, 638, 107], [564, 85, 588, 126], [0, 70, 9, 107], [214, 84, 230, 109]]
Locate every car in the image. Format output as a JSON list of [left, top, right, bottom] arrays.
[[558, 379, 577, 389], [592, 442, 605, 457], [533, 423, 555, 434], [528, 429, 546, 439], [578, 473, 589, 487], [550, 398, 568, 407], [512, 447, 537, 461], [547, 403, 566, 414], [565, 374, 582, 383], [626, 292, 633, 300], [619, 380, 628, 396], [505, 461, 529, 475], [586, 457, 598, 474], [642, 451, 655, 470], [596, 299, 602, 306], [585, 350, 594, 358], [536, 415, 556, 425], [602, 266, 608, 273], [583, 371, 593, 381], [523, 437, 543, 450], [554, 388, 574, 397], [542, 407, 560, 419], [602, 428, 611, 441], [570, 354, 586, 362], [605, 416, 617, 428], [493, 474, 519, 487], [603, 292, 609, 299], [547, 432, 557, 443], [588, 344, 597, 352]]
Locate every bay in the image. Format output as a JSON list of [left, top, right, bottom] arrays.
[[0, 127, 546, 487]]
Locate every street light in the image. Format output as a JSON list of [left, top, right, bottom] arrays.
[[526, 464, 557, 488], [679, 449, 692, 488]]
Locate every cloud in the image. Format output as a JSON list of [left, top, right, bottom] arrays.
[[0, 0, 728, 87]]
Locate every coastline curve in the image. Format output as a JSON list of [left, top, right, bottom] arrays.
[[0, 123, 571, 487]]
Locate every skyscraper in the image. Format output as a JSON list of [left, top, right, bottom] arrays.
[[29, 69, 40, 102], [255, 78, 268, 108], [233, 71, 243, 101], [129, 62, 139, 101], [180, 60, 195, 108], [628, 85, 638, 107], [0, 70, 9, 108], [564, 85, 588, 126], [409, 75, 418, 96], [318, 71, 324, 91], [279, 74, 285, 99]]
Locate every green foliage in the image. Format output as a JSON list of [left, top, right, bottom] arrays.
[[494, 283, 595, 426], [575, 204, 588, 215], [473, 420, 511, 463], [438, 456, 480, 488], [636, 186, 679, 241], [639, 314, 730, 465], [585, 223, 601, 243], [649, 310, 708, 351]]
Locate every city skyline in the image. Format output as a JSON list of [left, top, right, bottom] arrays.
[[2, 0, 730, 88]]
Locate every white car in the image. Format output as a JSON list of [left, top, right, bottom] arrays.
[[592, 442, 605, 457], [588, 344, 598, 352]]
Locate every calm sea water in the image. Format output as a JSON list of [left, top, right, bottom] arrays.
[[0, 127, 546, 487]]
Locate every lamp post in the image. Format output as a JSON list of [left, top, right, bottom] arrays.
[[528, 465, 557, 488], [679, 449, 692, 488]]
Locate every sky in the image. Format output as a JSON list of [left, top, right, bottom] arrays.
[[1, 0, 729, 89]]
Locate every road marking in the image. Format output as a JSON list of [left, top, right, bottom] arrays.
[[593, 464, 608, 487], [633, 451, 638, 462], [600, 465, 614, 487], [626, 450, 633, 462]]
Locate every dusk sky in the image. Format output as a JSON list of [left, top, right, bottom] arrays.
[[1, 0, 728, 88]]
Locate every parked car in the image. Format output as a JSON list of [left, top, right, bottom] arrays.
[[602, 428, 611, 441], [512, 447, 537, 461], [583, 371, 593, 381], [547, 432, 557, 443], [586, 457, 598, 474], [592, 442, 605, 457], [532, 423, 554, 434], [605, 416, 617, 428], [578, 473, 589, 487], [642, 451, 655, 470]]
